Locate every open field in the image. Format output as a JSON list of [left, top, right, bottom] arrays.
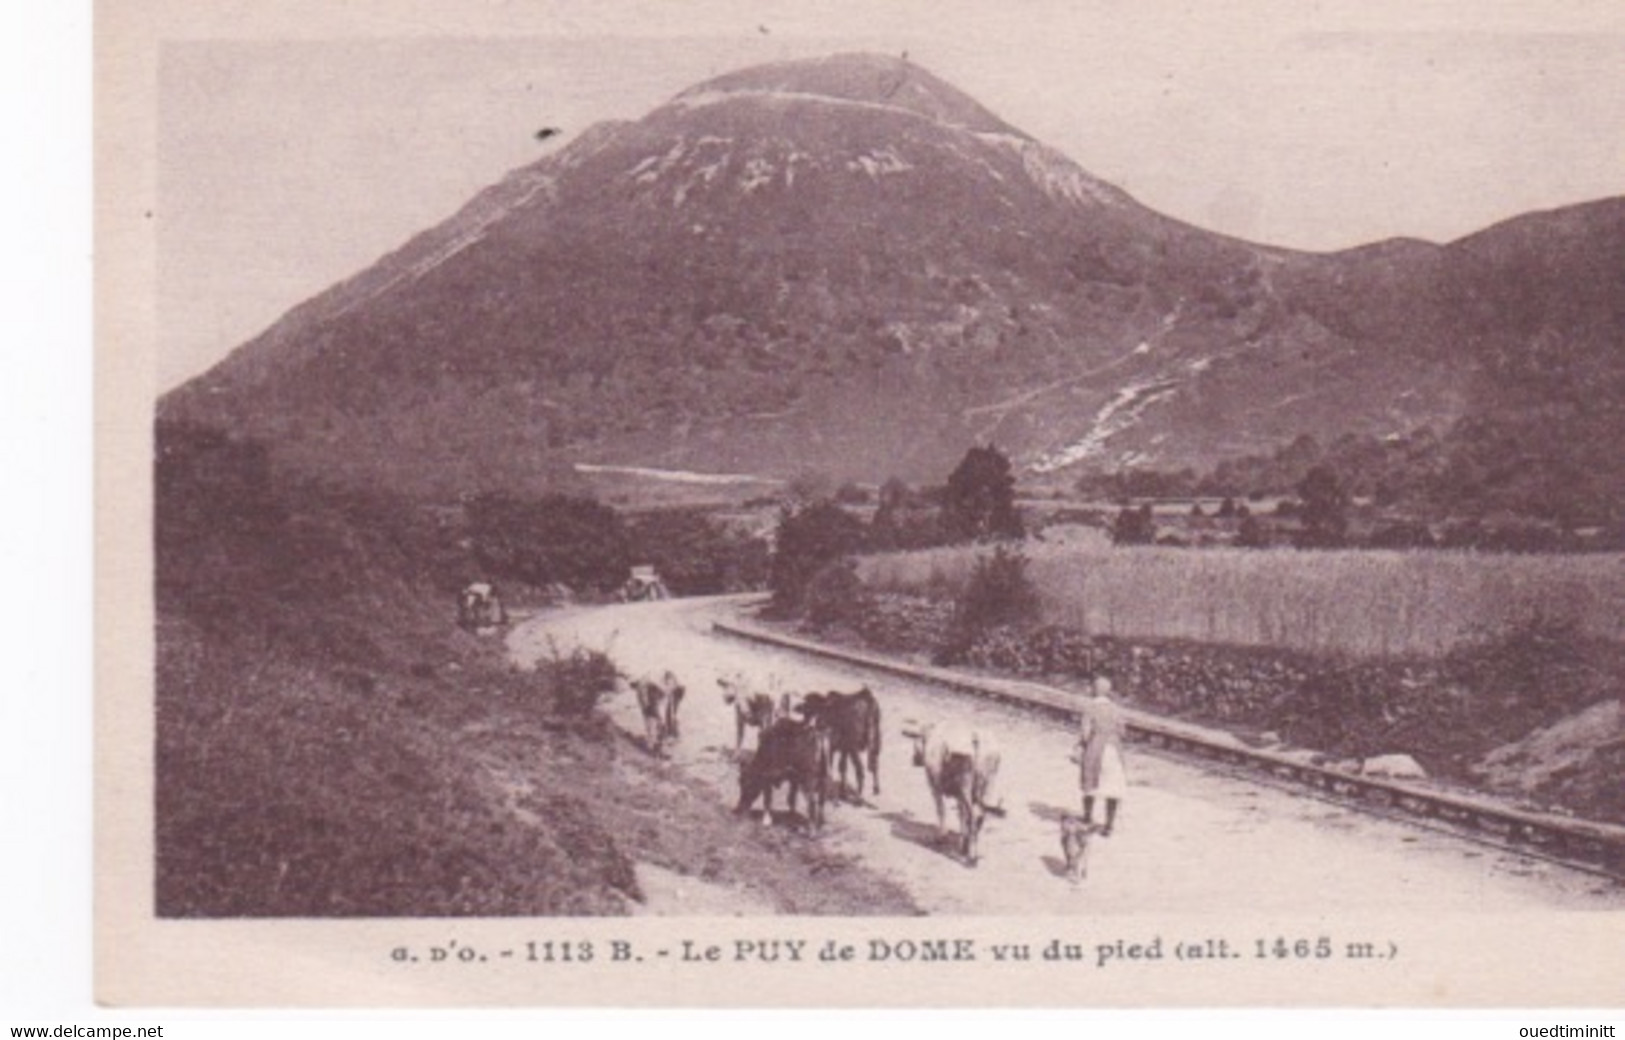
[[858, 544, 1625, 657]]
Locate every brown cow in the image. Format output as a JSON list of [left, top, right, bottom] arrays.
[[798, 687, 882, 802], [736, 718, 826, 830]]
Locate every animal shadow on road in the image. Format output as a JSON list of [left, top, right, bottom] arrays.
[[878, 809, 967, 865], [608, 719, 678, 759], [1027, 800, 1075, 825], [827, 787, 871, 809], [755, 809, 818, 832], [1042, 854, 1081, 882], [612, 726, 655, 755]]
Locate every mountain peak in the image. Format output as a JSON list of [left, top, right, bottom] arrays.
[[671, 52, 1024, 137]]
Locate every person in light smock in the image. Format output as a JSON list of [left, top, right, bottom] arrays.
[[1076, 675, 1128, 835]]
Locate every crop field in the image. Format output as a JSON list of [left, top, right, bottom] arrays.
[[857, 544, 1625, 657]]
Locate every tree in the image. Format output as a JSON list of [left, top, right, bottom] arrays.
[[833, 481, 872, 506], [1367, 521, 1436, 550], [1111, 503, 1156, 546], [942, 445, 1023, 543], [802, 557, 869, 628], [625, 509, 770, 595], [769, 500, 868, 613], [466, 491, 631, 592], [939, 545, 1042, 662], [873, 477, 911, 526], [1295, 465, 1349, 548], [870, 477, 947, 551], [785, 469, 836, 506], [1236, 514, 1272, 548]]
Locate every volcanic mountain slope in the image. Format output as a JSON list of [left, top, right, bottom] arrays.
[[162, 53, 1625, 501]]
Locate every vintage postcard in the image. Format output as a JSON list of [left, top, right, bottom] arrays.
[[97, 0, 1625, 1008]]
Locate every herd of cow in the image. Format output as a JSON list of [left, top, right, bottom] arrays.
[[623, 671, 1006, 866]]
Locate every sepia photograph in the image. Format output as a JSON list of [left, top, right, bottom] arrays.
[[93, 0, 1625, 1010]]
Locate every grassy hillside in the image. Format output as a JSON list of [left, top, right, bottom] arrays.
[[155, 422, 914, 916]]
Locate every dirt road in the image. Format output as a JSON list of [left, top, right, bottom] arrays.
[[511, 597, 1625, 914]]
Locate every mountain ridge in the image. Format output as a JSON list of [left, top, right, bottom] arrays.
[[161, 53, 1624, 518]]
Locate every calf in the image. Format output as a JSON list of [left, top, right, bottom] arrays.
[[718, 674, 779, 750], [798, 687, 882, 802], [631, 671, 685, 756], [905, 723, 1002, 866], [736, 718, 826, 830]]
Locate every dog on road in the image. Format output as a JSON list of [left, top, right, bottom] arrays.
[[1060, 815, 1104, 883]]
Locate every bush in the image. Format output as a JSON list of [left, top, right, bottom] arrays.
[[1111, 504, 1156, 545], [1367, 521, 1437, 550], [803, 557, 869, 629], [940, 546, 1041, 662], [943, 445, 1024, 542], [625, 509, 771, 595], [1236, 514, 1272, 549], [536, 645, 622, 719], [769, 500, 868, 613], [870, 477, 950, 551], [467, 491, 631, 594]]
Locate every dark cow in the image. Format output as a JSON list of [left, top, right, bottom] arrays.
[[798, 687, 882, 802], [631, 671, 685, 756], [736, 718, 827, 830], [718, 674, 780, 750], [905, 723, 1002, 866]]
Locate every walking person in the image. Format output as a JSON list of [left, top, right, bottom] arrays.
[[1076, 675, 1128, 835]]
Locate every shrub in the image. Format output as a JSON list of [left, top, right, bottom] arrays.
[[870, 477, 950, 551], [1295, 465, 1350, 548], [1236, 514, 1272, 549], [942, 445, 1023, 542], [769, 500, 868, 612], [625, 509, 771, 595], [802, 557, 869, 629], [466, 491, 631, 594], [1111, 504, 1156, 545], [1367, 521, 1437, 550], [539, 646, 622, 719], [940, 545, 1041, 661]]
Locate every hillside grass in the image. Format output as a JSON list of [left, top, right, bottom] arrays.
[[858, 543, 1625, 657], [155, 425, 917, 916]]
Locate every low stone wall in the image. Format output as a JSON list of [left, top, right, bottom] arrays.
[[842, 593, 1625, 823]]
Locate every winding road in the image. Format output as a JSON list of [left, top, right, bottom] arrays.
[[510, 597, 1625, 915]]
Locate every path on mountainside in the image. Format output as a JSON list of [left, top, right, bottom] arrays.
[[510, 598, 1625, 915]]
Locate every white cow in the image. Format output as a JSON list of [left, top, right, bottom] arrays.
[[904, 722, 1003, 866]]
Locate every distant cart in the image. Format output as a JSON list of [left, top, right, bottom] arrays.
[[619, 565, 670, 602], [457, 581, 508, 631]]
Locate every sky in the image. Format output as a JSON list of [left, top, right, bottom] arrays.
[[156, 1, 1625, 389]]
